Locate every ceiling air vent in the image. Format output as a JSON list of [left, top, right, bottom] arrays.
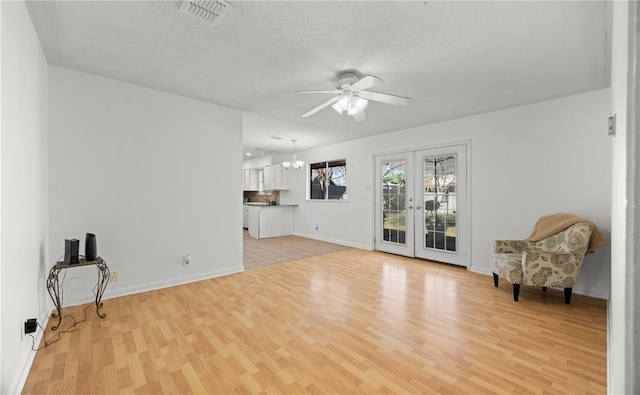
[[179, 0, 232, 26]]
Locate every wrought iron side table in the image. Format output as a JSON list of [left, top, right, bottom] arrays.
[[46, 256, 110, 330]]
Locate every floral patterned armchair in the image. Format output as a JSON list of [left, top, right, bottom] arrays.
[[490, 221, 592, 304]]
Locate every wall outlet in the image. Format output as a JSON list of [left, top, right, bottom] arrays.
[[314, 221, 319, 230], [111, 271, 119, 282], [183, 253, 191, 267]]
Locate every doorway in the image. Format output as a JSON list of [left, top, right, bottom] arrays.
[[374, 144, 468, 267]]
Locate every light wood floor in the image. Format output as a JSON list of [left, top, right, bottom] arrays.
[[23, 249, 607, 394]]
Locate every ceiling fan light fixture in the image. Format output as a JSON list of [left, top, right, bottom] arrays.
[[348, 97, 368, 115], [337, 96, 351, 111], [297, 74, 411, 120]]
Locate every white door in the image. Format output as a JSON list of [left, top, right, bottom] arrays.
[[375, 144, 468, 267], [413, 145, 467, 266], [374, 153, 415, 257]]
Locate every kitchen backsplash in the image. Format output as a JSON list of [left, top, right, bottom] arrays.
[[244, 190, 280, 205]]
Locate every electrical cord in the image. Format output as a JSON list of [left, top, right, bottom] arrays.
[[29, 301, 93, 351]]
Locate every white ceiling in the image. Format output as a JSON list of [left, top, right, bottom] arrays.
[[26, 1, 611, 157]]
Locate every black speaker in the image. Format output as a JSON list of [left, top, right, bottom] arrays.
[[85, 233, 97, 261], [64, 239, 79, 264]]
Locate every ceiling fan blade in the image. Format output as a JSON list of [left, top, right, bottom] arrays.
[[353, 110, 367, 123], [302, 96, 340, 117], [350, 75, 383, 92], [357, 90, 413, 106], [295, 90, 342, 94]]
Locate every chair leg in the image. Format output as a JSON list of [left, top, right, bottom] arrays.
[[542, 287, 547, 292], [564, 288, 573, 304], [513, 284, 520, 302], [493, 273, 499, 287]]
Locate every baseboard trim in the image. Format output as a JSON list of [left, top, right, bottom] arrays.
[[293, 232, 372, 250], [572, 284, 609, 300], [469, 267, 608, 300], [469, 266, 492, 276], [62, 266, 245, 306]]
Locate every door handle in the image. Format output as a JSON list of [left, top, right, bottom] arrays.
[[416, 206, 422, 210], [407, 205, 413, 210]]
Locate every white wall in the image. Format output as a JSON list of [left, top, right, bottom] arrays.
[[243, 154, 271, 169], [286, 89, 612, 299], [48, 67, 244, 305], [609, 1, 629, 393], [1, 2, 50, 393]]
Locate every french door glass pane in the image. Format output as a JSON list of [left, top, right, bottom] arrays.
[[423, 155, 457, 252], [382, 161, 407, 244]]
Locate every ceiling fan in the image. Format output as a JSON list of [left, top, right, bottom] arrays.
[[295, 72, 413, 122]]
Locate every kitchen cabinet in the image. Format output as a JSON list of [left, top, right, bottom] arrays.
[[263, 164, 290, 191], [242, 206, 249, 228], [260, 206, 294, 238], [263, 166, 273, 190], [243, 169, 260, 191], [242, 169, 250, 190], [246, 205, 295, 239], [247, 206, 261, 238]]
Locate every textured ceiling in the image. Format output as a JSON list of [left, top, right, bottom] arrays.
[[26, 1, 611, 157]]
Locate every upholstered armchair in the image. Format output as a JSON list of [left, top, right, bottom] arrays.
[[490, 221, 592, 304]]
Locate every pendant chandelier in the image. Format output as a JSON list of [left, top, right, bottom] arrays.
[[282, 139, 304, 170]]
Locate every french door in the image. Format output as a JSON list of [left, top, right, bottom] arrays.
[[374, 144, 468, 267]]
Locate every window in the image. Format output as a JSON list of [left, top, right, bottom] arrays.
[[309, 159, 347, 200]]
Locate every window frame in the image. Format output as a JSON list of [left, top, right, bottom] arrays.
[[308, 159, 348, 201]]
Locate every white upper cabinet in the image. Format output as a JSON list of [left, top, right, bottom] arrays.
[[263, 164, 290, 190], [243, 168, 260, 191]]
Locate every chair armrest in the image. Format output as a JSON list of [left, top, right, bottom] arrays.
[[493, 240, 536, 254], [522, 251, 584, 288]]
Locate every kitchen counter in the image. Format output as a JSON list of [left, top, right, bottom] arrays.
[[245, 204, 296, 239]]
